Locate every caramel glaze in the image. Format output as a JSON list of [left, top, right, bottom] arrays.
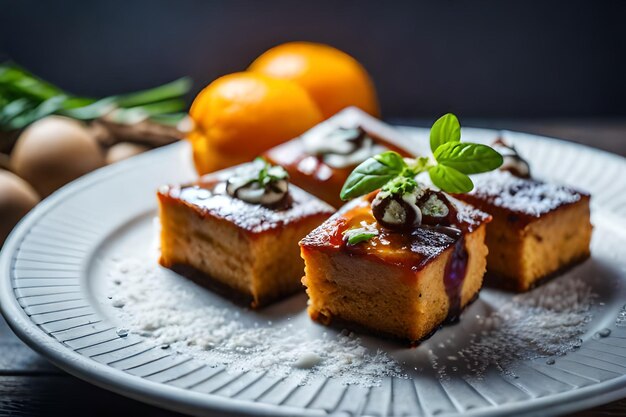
[[454, 170, 590, 228], [264, 129, 412, 208], [300, 192, 490, 321], [157, 164, 335, 237]]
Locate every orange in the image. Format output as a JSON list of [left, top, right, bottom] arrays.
[[189, 72, 324, 174], [249, 42, 379, 119]]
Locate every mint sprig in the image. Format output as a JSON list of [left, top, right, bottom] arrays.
[[428, 164, 474, 193], [339, 151, 407, 200], [430, 113, 461, 151], [339, 113, 502, 200], [432, 141, 503, 174]]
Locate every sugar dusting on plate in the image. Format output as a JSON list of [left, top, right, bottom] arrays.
[[427, 277, 596, 379], [106, 254, 596, 386], [107, 257, 402, 386]]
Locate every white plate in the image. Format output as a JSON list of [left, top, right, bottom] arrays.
[[2, 127, 626, 417]]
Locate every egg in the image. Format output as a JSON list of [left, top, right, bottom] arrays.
[[105, 142, 149, 165], [0, 170, 40, 246], [11, 116, 105, 197]]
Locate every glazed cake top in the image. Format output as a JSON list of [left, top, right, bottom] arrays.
[[264, 106, 413, 177], [158, 164, 335, 235], [300, 193, 490, 271], [295, 106, 414, 154], [462, 170, 589, 218]]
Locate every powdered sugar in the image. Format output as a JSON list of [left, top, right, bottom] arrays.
[[106, 252, 597, 385], [106, 256, 403, 386], [428, 277, 596, 379], [470, 170, 583, 216]]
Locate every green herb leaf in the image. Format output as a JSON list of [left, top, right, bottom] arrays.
[[148, 113, 187, 126], [339, 151, 407, 200], [433, 142, 503, 174], [0, 62, 192, 131], [339, 112, 503, 202], [114, 77, 192, 108], [428, 164, 474, 193], [430, 113, 461, 152], [105, 99, 188, 124], [0, 98, 34, 126], [126, 98, 186, 115], [375, 150, 408, 172], [61, 97, 117, 120], [60, 96, 97, 110], [7, 95, 68, 129], [0, 64, 64, 101], [343, 225, 379, 245], [346, 231, 377, 245]]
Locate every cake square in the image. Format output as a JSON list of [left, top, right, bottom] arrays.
[[264, 107, 414, 208], [300, 192, 491, 342], [158, 161, 335, 308], [454, 170, 592, 291]]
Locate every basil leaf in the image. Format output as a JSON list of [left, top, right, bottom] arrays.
[[434, 142, 503, 174], [340, 151, 407, 200], [374, 150, 408, 171], [430, 113, 461, 152], [428, 164, 474, 193]]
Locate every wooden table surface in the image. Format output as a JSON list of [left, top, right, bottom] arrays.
[[1, 119, 625, 417]]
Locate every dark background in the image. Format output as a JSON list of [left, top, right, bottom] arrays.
[[1, 0, 625, 119]]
